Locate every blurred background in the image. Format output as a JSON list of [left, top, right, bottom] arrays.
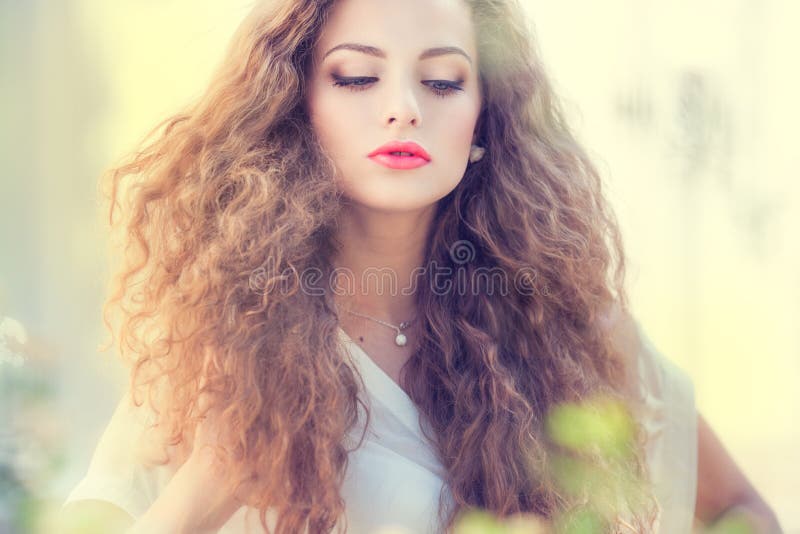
[[0, 0, 797, 532]]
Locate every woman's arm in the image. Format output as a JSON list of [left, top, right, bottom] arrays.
[[59, 441, 246, 534], [694, 412, 783, 533]]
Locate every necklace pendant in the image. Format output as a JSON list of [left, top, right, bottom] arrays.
[[394, 333, 407, 346]]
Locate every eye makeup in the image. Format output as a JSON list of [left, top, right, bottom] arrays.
[[330, 74, 465, 98]]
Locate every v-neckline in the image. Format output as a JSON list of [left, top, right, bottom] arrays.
[[336, 325, 424, 438]]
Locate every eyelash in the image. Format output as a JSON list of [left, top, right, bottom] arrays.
[[331, 75, 464, 98]]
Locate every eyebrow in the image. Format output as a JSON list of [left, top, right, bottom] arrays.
[[322, 43, 473, 66]]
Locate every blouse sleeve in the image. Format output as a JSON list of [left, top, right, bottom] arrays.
[[61, 389, 179, 520], [630, 318, 698, 533]]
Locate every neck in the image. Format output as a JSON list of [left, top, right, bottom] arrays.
[[331, 201, 435, 325]]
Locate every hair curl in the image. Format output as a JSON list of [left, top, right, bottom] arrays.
[[100, 0, 660, 532]]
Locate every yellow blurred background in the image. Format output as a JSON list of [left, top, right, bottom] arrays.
[[0, 0, 797, 532]]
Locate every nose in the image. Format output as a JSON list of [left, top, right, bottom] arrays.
[[383, 81, 422, 128]]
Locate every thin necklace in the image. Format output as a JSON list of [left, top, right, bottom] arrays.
[[343, 307, 417, 347]]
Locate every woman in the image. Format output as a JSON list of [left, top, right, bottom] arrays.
[[61, 0, 781, 533]]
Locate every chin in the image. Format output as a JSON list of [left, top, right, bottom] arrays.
[[344, 174, 460, 208], [345, 185, 454, 212], [347, 196, 437, 213]]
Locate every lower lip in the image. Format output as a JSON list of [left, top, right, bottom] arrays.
[[368, 153, 430, 170]]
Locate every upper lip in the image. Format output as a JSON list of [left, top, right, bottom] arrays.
[[368, 140, 431, 161]]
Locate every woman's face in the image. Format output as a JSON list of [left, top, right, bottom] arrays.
[[305, 0, 482, 213]]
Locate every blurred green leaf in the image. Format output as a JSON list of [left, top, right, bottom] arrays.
[[545, 398, 634, 459], [454, 509, 509, 534], [554, 507, 606, 534], [703, 508, 758, 534]]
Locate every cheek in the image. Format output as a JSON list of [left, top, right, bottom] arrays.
[[307, 92, 365, 189], [437, 105, 480, 158], [309, 92, 364, 157], [309, 95, 338, 147]]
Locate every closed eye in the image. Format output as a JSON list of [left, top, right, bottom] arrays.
[[330, 75, 464, 98]]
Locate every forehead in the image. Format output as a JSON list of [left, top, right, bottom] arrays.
[[315, 0, 477, 61]]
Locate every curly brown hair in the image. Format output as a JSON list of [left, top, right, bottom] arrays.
[[100, 0, 659, 532]]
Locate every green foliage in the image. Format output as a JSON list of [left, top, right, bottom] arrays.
[[545, 397, 635, 459], [452, 395, 652, 533], [553, 507, 607, 534], [454, 509, 509, 534]]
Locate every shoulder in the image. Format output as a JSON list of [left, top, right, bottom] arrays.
[[598, 302, 700, 531], [597, 301, 642, 394], [598, 301, 638, 352], [597, 301, 695, 403]]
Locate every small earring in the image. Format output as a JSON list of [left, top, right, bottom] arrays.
[[469, 144, 485, 163]]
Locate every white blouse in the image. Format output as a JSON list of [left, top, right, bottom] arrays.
[[63, 321, 697, 533]]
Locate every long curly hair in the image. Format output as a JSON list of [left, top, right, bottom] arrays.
[[100, 0, 660, 532]]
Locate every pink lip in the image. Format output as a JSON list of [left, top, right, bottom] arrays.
[[368, 140, 431, 170]]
